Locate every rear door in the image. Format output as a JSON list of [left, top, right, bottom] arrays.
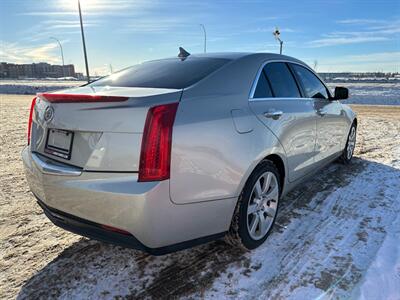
[[289, 63, 347, 162], [248, 62, 318, 182]]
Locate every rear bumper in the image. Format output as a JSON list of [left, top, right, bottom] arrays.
[[37, 198, 148, 251], [36, 198, 225, 255], [22, 147, 236, 252]]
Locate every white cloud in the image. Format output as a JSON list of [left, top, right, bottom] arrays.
[[19, 11, 77, 16], [16, 0, 157, 43], [0, 41, 60, 64], [20, 0, 153, 17], [308, 19, 400, 47], [336, 19, 387, 25], [308, 36, 389, 47], [245, 27, 297, 34], [42, 20, 99, 29]]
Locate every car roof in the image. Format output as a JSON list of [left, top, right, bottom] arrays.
[[195, 52, 305, 64], [150, 52, 305, 66], [188, 52, 252, 60]]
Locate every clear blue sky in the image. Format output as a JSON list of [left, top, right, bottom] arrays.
[[1, 0, 399, 74]]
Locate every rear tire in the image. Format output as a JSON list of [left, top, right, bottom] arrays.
[[226, 160, 281, 250], [339, 122, 357, 164]]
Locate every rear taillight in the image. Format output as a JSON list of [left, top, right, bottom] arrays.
[[27, 97, 37, 145], [138, 102, 179, 182], [37, 93, 129, 103]]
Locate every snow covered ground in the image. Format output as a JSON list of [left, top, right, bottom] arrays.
[[1, 96, 399, 299], [0, 79, 399, 105]]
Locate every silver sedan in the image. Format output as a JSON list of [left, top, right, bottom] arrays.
[[22, 51, 357, 255]]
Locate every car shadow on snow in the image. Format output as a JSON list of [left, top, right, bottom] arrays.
[[17, 157, 400, 299]]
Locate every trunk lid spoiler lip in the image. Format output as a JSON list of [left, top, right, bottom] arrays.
[[39, 86, 182, 99]]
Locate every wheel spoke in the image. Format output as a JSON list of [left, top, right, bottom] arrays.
[[249, 214, 259, 235], [258, 212, 268, 234], [254, 180, 262, 198], [266, 185, 279, 201], [262, 173, 272, 194]]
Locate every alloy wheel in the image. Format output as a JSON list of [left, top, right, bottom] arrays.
[[247, 172, 279, 240], [347, 126, 356, 160]]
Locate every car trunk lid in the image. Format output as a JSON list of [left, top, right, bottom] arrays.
[[30, 86, 182, 172]]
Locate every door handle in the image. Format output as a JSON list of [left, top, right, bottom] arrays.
[[317, 110, 327, 116], [263, 110, 283, 119]]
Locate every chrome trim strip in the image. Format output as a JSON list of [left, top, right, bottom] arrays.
[[31, 152, 82, 176], [249, 97, 306, 102], [248, 59, 332, 101]]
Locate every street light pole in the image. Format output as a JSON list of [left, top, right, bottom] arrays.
[[200, 24, 207, 53], [78, 0, 90, 82], [50, 37, 65, 77]]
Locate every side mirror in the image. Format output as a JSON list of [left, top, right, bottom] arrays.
[[333, 86, 349, 100]]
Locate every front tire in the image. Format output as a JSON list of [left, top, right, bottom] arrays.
[[226, 160, 281, 250], [340, 123, 357, 164]]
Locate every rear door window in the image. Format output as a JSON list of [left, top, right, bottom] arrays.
[[291, 64, 329, 99], [253, 71, 273, 98], [264, 62, 301, 98], [90, 57, 230, 89]]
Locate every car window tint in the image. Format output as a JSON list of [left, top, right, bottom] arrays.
[[90, 57, 230, 89], [291, 64, 329, 99], [253, 71, 273, 98], [264, 62, 300, 98]]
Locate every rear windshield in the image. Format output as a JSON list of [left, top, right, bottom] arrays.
[[90, 57, 231, 89]]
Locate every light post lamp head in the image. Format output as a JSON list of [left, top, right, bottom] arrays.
[[272, 27, 283, 54], [273, 28, 281, 40]]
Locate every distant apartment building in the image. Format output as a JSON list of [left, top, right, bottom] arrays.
[[0, 62, 76, 79]]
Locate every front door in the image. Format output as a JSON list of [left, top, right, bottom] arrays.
[[289, 63, 347, 162]]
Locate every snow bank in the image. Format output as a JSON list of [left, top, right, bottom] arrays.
[[0, 80, 84, 95]]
